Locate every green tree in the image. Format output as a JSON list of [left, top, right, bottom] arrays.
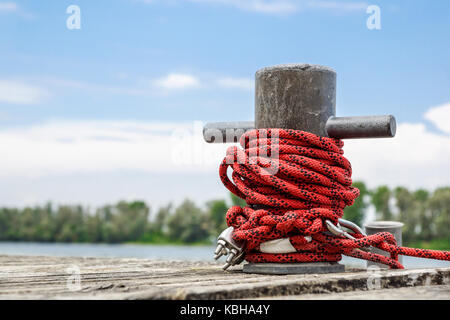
[[394, 186, 418, 242], [96, 204, 116, 242], [32, 203, 55, 242], [371, 185, 393, 221], [428, 187, 450, 240], [151, 203, 172, 235], [167, 199, 211, 243], [343, 181, 368, 226], [17, 207, 36, 241], [96, 201, 150, 243], [206, 199, 228, 235], [0, 208, 21, 241], [139, 203, 173, 242], [117, 201, 149, 241], [53, 205, 87, 242], [414, 189, 431, 241], [230, 192, 246, 207], [85, 212, 104, 243]]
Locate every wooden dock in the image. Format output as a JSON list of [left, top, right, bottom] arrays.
[[0, 255, 449, 300]]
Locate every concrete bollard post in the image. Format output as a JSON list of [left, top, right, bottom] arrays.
[[364, 221, 404, 269]]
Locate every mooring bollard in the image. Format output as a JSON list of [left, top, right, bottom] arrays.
[[365, 221, 404, 269], [204, 64, 396, 143], [204, 63, 397, 274]]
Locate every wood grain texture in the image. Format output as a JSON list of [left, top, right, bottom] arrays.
[[0, 255, 448, 300]]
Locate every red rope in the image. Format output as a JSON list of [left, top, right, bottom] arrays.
[[219, 128, 450, 269]]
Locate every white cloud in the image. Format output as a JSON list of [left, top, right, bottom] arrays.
[[134, 0, 368, 15], [0, 2, 18, 13], [16, 72, 252, 100], [1, 105, 450, 207], [1, 115, 449, 190], [0, 120, 229, 207], [190, 0, 298, 14], [153, 73, 201, 90], [0, 120, 225, 178], [345, 122, 450, 190], [216, 77, 253, 90], [240, 0, 297, 14], [42, 77, 147, 96], [424, 102, 450, 134], [0, 80, 49, 105], [306, 0, 367, 12]]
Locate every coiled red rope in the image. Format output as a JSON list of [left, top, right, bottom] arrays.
[[219, 128, 450, 269]]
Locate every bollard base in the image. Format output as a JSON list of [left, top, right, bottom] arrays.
[[242, 262, 345, 275]]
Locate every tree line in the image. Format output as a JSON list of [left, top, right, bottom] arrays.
[[0, 193, 246, 244], [0, 182, 448, 248], [339, 182, 449, 247]]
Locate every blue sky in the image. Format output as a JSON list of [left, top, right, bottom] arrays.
[[1, 0, 449, 125], [0, 0, 449, 210]]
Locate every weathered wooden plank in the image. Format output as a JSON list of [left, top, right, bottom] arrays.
[[0, 255, 449, 300], [256, 285, 450, 300]]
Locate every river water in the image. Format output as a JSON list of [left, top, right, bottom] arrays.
[[0, 242, 449, 269]]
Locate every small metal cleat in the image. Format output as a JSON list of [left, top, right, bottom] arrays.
[[338, 218, 366, 236], [326, 220, 356, 240], [326, 219, 371, 252], [213, 227, 245, 270], [214, 244, 228, 260]]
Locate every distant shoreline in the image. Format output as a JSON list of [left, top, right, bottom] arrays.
[[0, 238, 448, 250], [0, 240, 215, 246]]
